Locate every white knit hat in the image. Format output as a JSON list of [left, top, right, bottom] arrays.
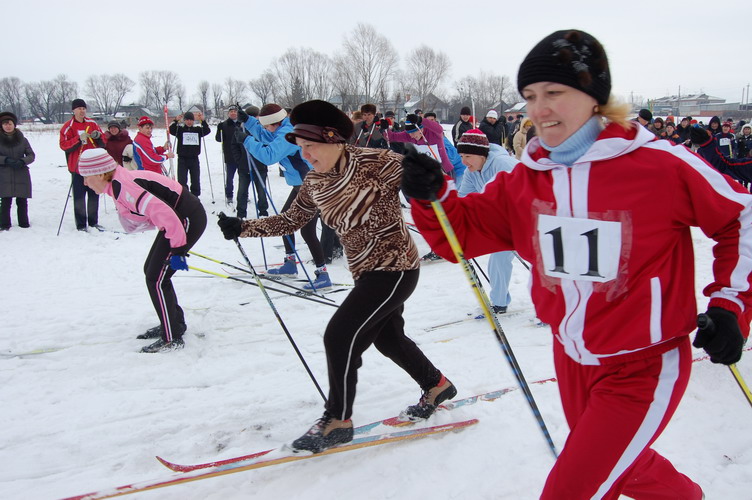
[[79, 149, 118, 176], [486, 110, 498, 119]]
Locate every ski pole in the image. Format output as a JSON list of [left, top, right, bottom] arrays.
[[245, 150, 268, 270], [163, 105, 176, 180], [514, 251, 531, 271], [201, 135, 215, 204], [188, 263, 338, 308], [188, 250, 335, 303], [223, 214, 328, 402], [56, 181, 73, 236], [428, 194, 558, 458], [248, 155, 316, 289], [219, 129, 229, 207], [471, 258, 491, 285], [697, 314, 752, 408]]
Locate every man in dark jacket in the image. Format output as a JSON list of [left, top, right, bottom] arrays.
[[451, 106, 473, 145], [479, 110, 505, 145], [215, 105, 268, 217], [168, 111, 211, 196], [351, 103, 387, 148]]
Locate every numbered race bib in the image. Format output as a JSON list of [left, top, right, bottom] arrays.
[[183, 132, 200, 146], [718, 137, 731, 147], [414, 144, 440, 160], [538, 214, 621, 283]]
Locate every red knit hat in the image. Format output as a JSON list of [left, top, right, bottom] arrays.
[[456, 129, 490, 157], [138, 116, 154, 127], [79, 149, 118, 176], [258, 104, 287, 126]]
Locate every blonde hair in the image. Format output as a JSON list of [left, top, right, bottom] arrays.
[[103, 170, 116, 182], [521, 117, 533, 128], [598, 96, 632, 129]]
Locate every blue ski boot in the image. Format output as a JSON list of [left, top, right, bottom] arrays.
[[304, 270, 332, 290], [267, 256, 298, 276]]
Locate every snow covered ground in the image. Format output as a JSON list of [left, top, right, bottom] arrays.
[[1, 126, 750, 499]]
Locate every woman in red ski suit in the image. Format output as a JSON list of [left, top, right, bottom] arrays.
[[402, 29, 751, 499]]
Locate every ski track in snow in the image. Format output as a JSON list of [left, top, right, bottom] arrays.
[[1, 126, 750, 499]]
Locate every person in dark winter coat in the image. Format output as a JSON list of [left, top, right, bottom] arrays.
[[451, 106, 474, 145], [737, 124, 752, 158], [351, 103, 387, 149], [478, 110, 505, 145], [168, 111, 211, 196], [0, 112, 34, 230], [664, 122, 683, 145], [715, 122, 737, 158], [104, 121, 132, 166], [707, 116, 722, 136], [675, 117, 692, 146]]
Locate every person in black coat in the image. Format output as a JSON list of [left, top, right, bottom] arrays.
[[168, 111, 211, 196], [215, 105, 269, 217], [478, 110, 505, 145], [0, 112, 34, 230], [451, 106, 473, 145]]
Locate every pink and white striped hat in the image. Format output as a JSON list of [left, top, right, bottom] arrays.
[[79, 149, 118, 176]]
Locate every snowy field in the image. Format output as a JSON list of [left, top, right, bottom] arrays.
[[1, 125, 751, 499]]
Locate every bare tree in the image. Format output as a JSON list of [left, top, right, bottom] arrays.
[[0, 77, 24, 118], [405, 46, 451, 109], [140, 70, 182, 110], [87, 74, 134, 117], [196, 81, 210, 116], [455, 71, 515, 115], [224, 77, 247, 106], [249, 71, 276, 105], [271, 47, 333, 107], [211, 82, 224, 118], [175, 84, 187, 111], [24, 81, 58, 123], [111, 74, 135, 116], [52, 74, 79, 122], [340, 23, 398, 103], [331, 54, 360, 112]]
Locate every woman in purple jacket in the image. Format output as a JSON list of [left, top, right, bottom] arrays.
[[79, 148, 206, 353]]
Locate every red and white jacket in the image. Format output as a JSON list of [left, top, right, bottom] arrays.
[[59, 117, 105, 174], [132, 132, 168, 174], [412, 122, 752, 365], [105, 167, 187, 250]]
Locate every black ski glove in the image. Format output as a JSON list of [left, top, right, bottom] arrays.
[[217, 212, 243, 240], [234, 127, 249, 145], [236, 103, 249, 123], [690, 126, 711, 146], [695, 307, 745, 364], [378, 118, 390, 131], [401, 143, 445, 201]]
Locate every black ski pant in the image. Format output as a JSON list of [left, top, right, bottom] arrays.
[[247, 154, 269, 216], [321, 223, 342, 263], [324, 269, 442, 421], [144, 194, 207, 342], [177, 156, 201, 197], [281, 185, 325, 267], [0, 197, 28, 229], [71, 172, 99, 229]]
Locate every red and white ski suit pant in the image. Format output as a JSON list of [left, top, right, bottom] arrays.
[[541, 337, 703, 499]]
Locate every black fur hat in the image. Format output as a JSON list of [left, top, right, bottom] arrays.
[[286, 100, 354, 144], [517, 29, 611, 105], [0, 111, 18, 126]]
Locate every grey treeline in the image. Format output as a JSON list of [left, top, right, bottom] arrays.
[[0, 23, 519, 124]]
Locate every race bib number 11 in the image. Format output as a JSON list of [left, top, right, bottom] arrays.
[[538, 214, 621, 283]]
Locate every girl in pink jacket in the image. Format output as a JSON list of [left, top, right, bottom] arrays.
[[79, 148, 206, 353]]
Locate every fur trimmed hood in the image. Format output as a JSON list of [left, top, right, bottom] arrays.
[[0, 128, 24, 148]]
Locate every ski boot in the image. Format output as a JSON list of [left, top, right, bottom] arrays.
[[140, 338, 185, 353], [402, 375, 457, 420], [137, 325, 163, 339], [420, 251, 442, 262], [303, 270, 332, 290], [292, 412, 353, 454], [267, 256, 297, 276]]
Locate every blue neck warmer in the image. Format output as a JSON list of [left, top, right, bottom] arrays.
[[539, 117, 603, 166]]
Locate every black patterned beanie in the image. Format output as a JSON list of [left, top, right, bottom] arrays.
[[517, 29, 611, 105]]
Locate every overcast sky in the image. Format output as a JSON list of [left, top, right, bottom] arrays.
[[6, 0, 750, 106]]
